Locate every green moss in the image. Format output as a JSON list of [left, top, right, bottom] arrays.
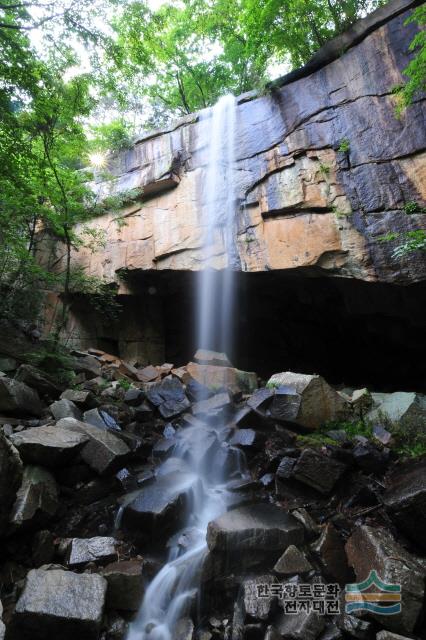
[[338, 138, 350, 153], [296, 433, 337, 448]]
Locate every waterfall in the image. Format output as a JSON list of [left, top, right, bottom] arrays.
[[127, 95, 242, 640], [198, 94, 238, 356]]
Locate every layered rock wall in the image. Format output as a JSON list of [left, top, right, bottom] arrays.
[[43, 0, 426, 289]]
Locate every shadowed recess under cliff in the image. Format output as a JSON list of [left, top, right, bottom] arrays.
[[68, 271, 426, 392]]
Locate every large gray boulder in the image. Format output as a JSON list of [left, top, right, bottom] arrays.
[[0, 377, 43, 417], [207, 503, 304, 552], [9, 466, 59, 530], [57, 418, 130, 475], [68, 537, 117, 567], [146, 376, 190, 419], [291, 448, 347, 495], [345, 525, 424, 634], [122, 471, 199, 539], [267, 372, 350, 429], [0, 432, 22, 536], [9, 425, 88, 468], [8, 567, 107, 639], [102, 559, 144, 611], [367, 391, 426, 426], [15, 364, 61, 399], [50, 399, 82, 421]]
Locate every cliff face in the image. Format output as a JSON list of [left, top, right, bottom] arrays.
[[47, 0, 426, 288]]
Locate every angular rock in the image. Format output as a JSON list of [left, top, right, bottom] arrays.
[[352, 441, 389, 473], [0, 431, 22, 535], [243, 575, 277, 620], [349, 388, 373, 418], [269, 386, 303, 423], [146, 376, 190, 418], [15, 364, 61, 398], [50, 399, 82, 421], [192, 392, 231, 417], [32, 530, 55, 567], [229, 428, 262, 449], [275, 609, 326, 640], [273, 545, 313, 576], [102, 559, 144, 611], [367, 391, 426, 426], [136, 365, 159, 383], [9, 425, 88, 467], [84, 407, 120, 432], [336, 615, 372, 639], [383, 458, 426, 550], [68, 536, 117, 567], [291, 509, 321, 540], [207, 503, 304, 552], [311, 523, 351, 583], [57, 418, 130, 475], [10, 465, 59, 529], [9, 567, 107, 639], [0, 377, 43, 417], [72, 354, 102, 379], [123, 388, 144, 406], [345, 525, 424, 634], [276, 456, 297, 479], [60, 388, 97, 409], [292, 449, 347, 494], [267, 372, 350, 429], [194, 350, 232, 367], [122, 471, 199, 538]]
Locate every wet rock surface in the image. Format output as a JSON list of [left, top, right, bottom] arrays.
[[0, 339, 425, 640]]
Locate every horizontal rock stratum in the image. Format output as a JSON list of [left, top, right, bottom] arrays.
[[41, 0, 426, 287]]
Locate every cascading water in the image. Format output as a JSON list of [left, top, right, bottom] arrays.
[[127, 95, 244, 640]]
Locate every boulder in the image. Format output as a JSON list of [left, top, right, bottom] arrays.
[[352, 441, 389, 473], [146, 376, 190, 418], [383, 459, 426, 550], [273, 545, 313, 576], [207, 503, 304, 552], [122, 471, 199, 539], [267, 372, 351, 429], [68, 536, 117, 567], [192, 392, 231, 417], [102, 559, 144, 611], [193, 350, 232, 367], [243, 575, 277, 620], [291, 449, 347, 495], [349, 388, 373, 418], [10, 465, 59, 529], [9, 567, 107, 639], [187, 362, 257, 394], [15, 364, 61, 398], [311, 523, 351, 583], [72, 355, 102, 379], [345, 525, 424, 634], [83, 408, 120, 432], [123, 388, 144, 406], [367, 391, 426, 426], [60, 389, 97, 409], [9, 425, 88, 467], [275, 609, 326, 640], [50, 399, 82, 421], [0, 377, 43, 417], [57, 418, 130, 475], [0, 431, 22, 536], [229, 428, 263, 449], [136, 365, 159, 383]]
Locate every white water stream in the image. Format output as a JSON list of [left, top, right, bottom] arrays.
[[127, 95, 242, 640]]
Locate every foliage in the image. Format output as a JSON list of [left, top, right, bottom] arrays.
[[392, 230, 426, 259], [396, 6, 426, 113], [26, 339, 76, 384], [111, 0, 385, 122], [403, 200, 426, 215], [117, 377, 132, 390], [89, 119, 134, 153], [388, 418, 426, 459], [338, 138, 350, 153]]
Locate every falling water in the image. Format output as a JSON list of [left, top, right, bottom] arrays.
[[127, 95, 242, 640], [198, 94, 238, 356]]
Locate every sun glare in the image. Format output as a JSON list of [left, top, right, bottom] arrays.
[[88, 151, 108, 169]]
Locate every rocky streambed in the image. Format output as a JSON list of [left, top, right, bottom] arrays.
[[0, 344, 425, 640]]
